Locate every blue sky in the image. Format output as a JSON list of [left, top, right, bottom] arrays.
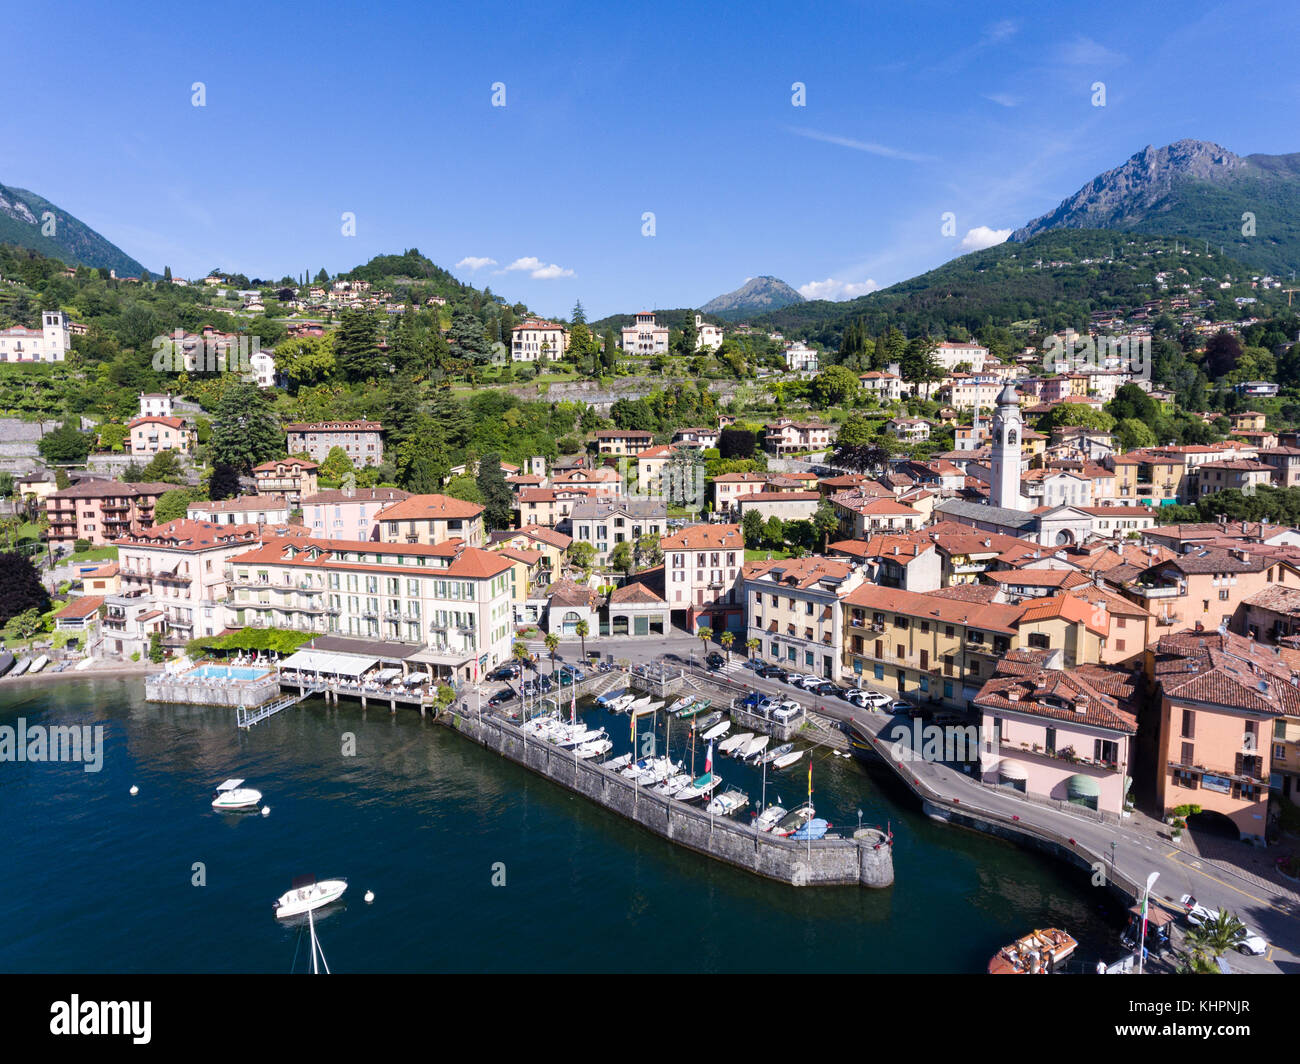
[[5, 1, 1297, 319]]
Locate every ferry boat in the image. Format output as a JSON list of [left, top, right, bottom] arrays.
[[987, 929, 1078, 974], [274, 875, 348, 919]]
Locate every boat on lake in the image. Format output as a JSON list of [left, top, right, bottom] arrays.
[[666, 695, 695, 714], [771, 804, 815, 837], [274, 875, 348, 919], [706, 789, 748, 816], [790, 818, 829, 840], [754, 805, 786, 832], [742, 735, 771, 762], [596, 688, 628, 707], [760, 742, 794, 765], [675, 771, 722, 802], [700, 719, 731, 741], [772, 749, 804, 770], [719, 732, 753, 756], [678, 699, 711, 719], [694, 710, 723, 732], [987, 929, 1078, 974], [551, 725, 607, 748], [575, 738, 613, 760], [211, 778, 263, 811], [652, 772, 693, 797], [626, 696, 655, 714], [606, 694, 636, 712]]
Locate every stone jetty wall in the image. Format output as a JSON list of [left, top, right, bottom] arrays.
[[446, 708, 894, 889]]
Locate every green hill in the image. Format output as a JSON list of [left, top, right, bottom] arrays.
[[0, 182, 145, 276]]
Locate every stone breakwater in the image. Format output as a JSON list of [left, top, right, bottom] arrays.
[[445, 708, 894, 888]]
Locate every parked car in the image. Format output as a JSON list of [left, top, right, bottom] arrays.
[[1233, 926, 1268, 955], [487, 689, 513, 707], [558, 664, 585, 682], [520, 680, 540, 696], [887, 700, 912, 714], [787, 674, 817, 689], [756, 664, 788, 681], [811, 680, 840, 697], [1178, 894, 1215, 927], [705, 652, 725, 670], [489, 665, 520, 681], [770, 704, 801, 724], [742, 658, 763, 671]]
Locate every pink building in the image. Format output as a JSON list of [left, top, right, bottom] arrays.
[[975, 655, 1137, 819], [128, 416, 191, 455], [301, 487, 411, 541]]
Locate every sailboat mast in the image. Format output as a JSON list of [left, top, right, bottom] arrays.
[[309, 907, 318, 975]]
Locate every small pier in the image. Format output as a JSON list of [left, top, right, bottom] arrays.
[[237, 686, 323, 729], [442, 704, 894, 889]]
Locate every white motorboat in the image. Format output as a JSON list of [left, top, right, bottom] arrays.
[[652, 772, 693, 797], [606, 694, 636, 712], [666, 695, 695, 714], [211, 778, 263, 811], [605, 753, 633, 771], [741, 735, 771, 762], [626, 696, 655, 714], [619, 755, 676, 784], [706, 789, 749, 816], [675, 772, 722, 802], [520, 712, 562, 737], [719, 731, 753, 756], [274, 875, 348, 919], [760, 742, 795, 766], [772, 750, 805, 770], [28, 654, 49, 674], [596, 688, 629, 707], [553, 726, 607, 748], [754, 805, 787, 832], [575, 738, 613, 760], [700, 719, 731, 742]]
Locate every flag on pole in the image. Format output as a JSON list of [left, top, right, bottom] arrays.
[[570, 685, 576, 725], [808, 759, 813, 804]]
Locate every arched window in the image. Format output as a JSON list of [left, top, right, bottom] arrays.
[[1006, 429, 1017, 447]]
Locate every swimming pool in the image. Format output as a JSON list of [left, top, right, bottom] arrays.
[[188, 665, 271, 681]]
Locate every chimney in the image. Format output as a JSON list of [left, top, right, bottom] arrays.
[[1075, 695, 1089, 714]]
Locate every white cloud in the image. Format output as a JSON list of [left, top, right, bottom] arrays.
[[785, 127, 935, 163], [455, 256, 497, 271], [982, 18, 1019, 44], [1058, 35, 1125, 66], [503, 256, 575, 279], [798, 278, 880, 301], [959, 226, 1012, 251], [983, 92, 1019, 107]]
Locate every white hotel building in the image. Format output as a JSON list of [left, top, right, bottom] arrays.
[[223, 536, 516, 682], [510, 319, 568, 362]]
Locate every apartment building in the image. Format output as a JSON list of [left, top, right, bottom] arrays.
[[569, 499, 667, 563], [1127, 546, 1290, 634], [712, 472, 770, 512], [763, 419, 833, 455], [374, 494, 486, 547], [932, 340, 988, 372], [301, 487, 411, 541], [285, 419, 385, 467], [975, 655, 1137, 818], [138, 392, 175, 419], [1150, 629, 1287, 844], [253, 457, 319, 506], [829, 491, 924, 538], [843, 585, 1025, 706], [1255, 447, 1300, 488], [660, 523, 746, 633], [187, 496, 291, 526], [128, 416, 192, 456], [783, 341, 819, 373], [111, 519, 263, 652], [510, 318, 568, 362], [858, 370, 903, 402], [744, 557, 864, 679], [592, 429, 655, 457], [224, 536, 515, 683], [44, 479, 172, 549], [1195, 459, 1273, 499]]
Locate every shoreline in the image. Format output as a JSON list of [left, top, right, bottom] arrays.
[[0, 661, 154, 688]]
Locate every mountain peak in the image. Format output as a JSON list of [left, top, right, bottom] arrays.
[[701, 276, 803, 319]]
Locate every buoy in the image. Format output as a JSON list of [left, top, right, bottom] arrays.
[[129, 785, 139, 796], [364, 889, 375, 904], [261, 806, 271, 817]]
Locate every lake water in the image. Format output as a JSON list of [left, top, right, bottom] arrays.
[[0, 678, 1128, 973]]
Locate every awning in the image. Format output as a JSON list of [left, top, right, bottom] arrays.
[[404, 672, 431, 685], [997, 760, 1030, 782], [279, 649, 379, 678], [373, 668, 402, 682], [1066, 773, 1102, 799]]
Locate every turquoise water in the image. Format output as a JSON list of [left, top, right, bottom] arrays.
[[0, 678, 1128, 973], [189, 665, 271, 681]]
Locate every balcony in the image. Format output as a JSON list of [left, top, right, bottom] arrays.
[[1132, 583, 1182, 599], [1166, 759, 1266, 786]]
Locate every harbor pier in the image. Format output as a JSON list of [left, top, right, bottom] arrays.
[[444, 705, 894, 889]]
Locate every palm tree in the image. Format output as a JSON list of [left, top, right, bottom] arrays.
[[544, 631, 560, 678], [512, 640, 530, 670], [1185, 909, 1246, 966], [745, 637, 761, 662], [696, 625, 713, 663], [719, 631, 734, 663], [575, 619, 590, 662]]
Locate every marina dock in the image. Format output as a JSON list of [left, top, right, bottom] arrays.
[[443, 703, 894, 889]]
